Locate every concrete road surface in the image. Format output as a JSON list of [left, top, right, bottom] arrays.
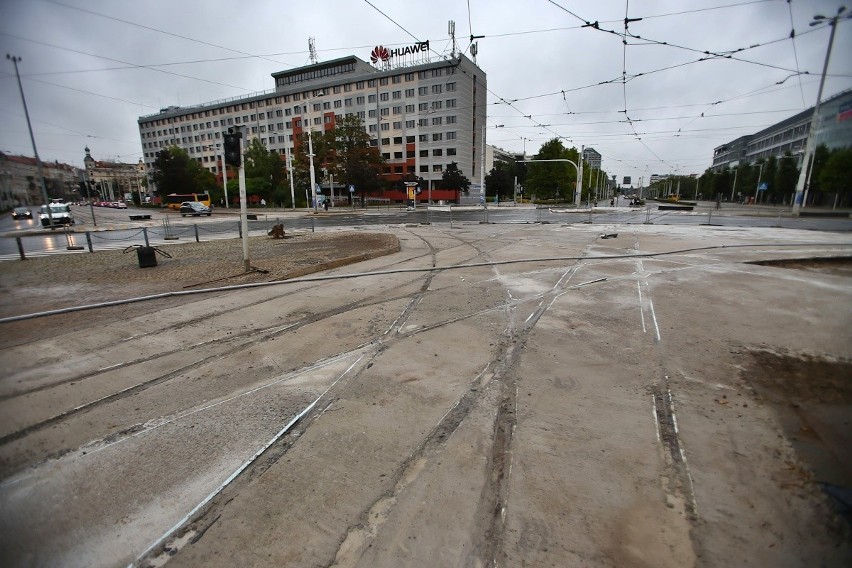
[[1, 221, 850, 568]]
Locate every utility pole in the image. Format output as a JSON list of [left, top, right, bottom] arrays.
[[285, 144, 296, 209], [7, 54, 52, 225], [793, 6, 847, 215], [219, 144, 229, 208], [576, 145, 584, 207]]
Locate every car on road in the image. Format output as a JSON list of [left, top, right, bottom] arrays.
[[115, 201, 127, 209], [12, 207, 33, 220], [180, 201, 211, 217], [39, 203, 74, 228]]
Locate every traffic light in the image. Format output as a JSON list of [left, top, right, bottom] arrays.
[[223, 128, 242, 168]]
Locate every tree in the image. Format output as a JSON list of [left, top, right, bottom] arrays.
[[151, 146, 216, 199], [485, 161, 516, 201], [818, 147, 852, 207], [439, 162, 470, 193], [775, 152, 798, 204], [524, 138, 574, 201], [244, 139, 287, 206]]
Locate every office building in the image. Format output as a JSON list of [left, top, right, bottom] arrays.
[[138, 50, 487, 194]]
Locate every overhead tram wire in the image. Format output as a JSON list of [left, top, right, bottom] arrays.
[[787, 0, 808, 108], [43, 0, 298, 68], [2, 32, 255, 92]]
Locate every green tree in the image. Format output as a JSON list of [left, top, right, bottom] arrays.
[[151, 146, 216, 199], [774, 153, 798, 204], [808, 144, 831, 203], [524, 138, 574, 201], [485, 161, 515, 201], [818, 147, 852, 206], [439, 161, 470, 193], [319, 115, 384, 206], [244, 139, 287, 206]]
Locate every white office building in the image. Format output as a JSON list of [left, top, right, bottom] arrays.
[[138, 49, 487, 192]]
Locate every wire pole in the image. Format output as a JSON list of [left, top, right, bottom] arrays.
[[7, 54, 52, 224], [793, 7, 846, 215]]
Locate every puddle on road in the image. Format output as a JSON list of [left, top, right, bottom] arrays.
[[744, 350, 852, 521]]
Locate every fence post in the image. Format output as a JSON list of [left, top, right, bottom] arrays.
[[143, 227, 150, 247], [86, 231, 93, 253], [194, 224, 199, 243], [311, 216, 315, 232], [15, 236, 25, 260]]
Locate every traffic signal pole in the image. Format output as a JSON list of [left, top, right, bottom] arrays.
[[237, 136, 250, 271]]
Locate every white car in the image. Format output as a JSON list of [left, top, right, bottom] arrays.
[[39, 203, 74, 228]]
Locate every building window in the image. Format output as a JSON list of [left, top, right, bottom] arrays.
[[446, 131, 456, 140], [405, 88, 415, 97], [368, 94, 376, 103], [446, 115, 457, 124], [380, 77, 389, 85], [432, 85, 442, 94], [418, 86, 428, 96], [393, 121, 402, 129], [323, 102, 331, 110], [419, 103, 429, 111], [380, 122, 389, 131], [392, 105, 401, 114], [432, 164, 443, 172], [380, 92, 389, 101], [392, 75, 402, 84], [357, 96, 365, 105], [382, 138, 390, 145], [393, 136, 403, 144], [368, 109, 377, 118], [369, 124, 377, 132], [334, 100, 342, 108], [446, 82, 456, 92], [345, 98, 353, 107], [407, 150, 415, 159], [433, 133, 443, 141], [356, 81, 364, 89], [419, 134, 428, 142], [418, 71, 428, 79], [420, 165, 428, 172], [432, 101, 443, 110], [368, 79, 376, 87], [447, 148, 457, 156], [405, 120, 415, 128], [433, 149, 443, 156], [432, 117, 442, 125], [344, 84, 352, 92], [394, 152, 403, 159], [420, 150, 428, 157], [406, 73, 415, 81], [333, 85, 341, 94], [405, 104, 415, 113], [406, 135, 415, 143], [418, 119, 428, 127]]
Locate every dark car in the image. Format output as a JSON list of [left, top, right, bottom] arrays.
[[12, 207, 33, 220], [180, 201, 211, 217]]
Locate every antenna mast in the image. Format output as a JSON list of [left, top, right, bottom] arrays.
[[308, 37, 318, 65], [448, 20, 457, 58]]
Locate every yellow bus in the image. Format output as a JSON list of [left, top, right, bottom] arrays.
[[164, 193, 211, 210]]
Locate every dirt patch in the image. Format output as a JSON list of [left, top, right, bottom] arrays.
[[749, 256, 852, 277], [0, 231, 399, 347], [744, 350, 852, 523]]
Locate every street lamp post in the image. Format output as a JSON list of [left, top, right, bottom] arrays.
[[754, 163, 764, 205], [7, 54, 53, 225], [793, 6, 848, 215]]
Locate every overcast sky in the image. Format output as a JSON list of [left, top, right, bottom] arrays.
[[1, 0, 851, 184]]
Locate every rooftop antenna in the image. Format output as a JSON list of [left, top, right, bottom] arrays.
[[470, 41, 478, 64], [448, 20, 457, 58], [308, 37, 318, 65]]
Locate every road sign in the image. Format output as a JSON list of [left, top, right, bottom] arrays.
[[758, 182, 768, 191], [349, 185, 355, 193]]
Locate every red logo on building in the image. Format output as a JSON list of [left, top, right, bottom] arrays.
[[370, 45, 390, 64]]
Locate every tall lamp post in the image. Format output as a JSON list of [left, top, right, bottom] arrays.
[[793, 6, 848, 215], [7, 54, 53, 225]]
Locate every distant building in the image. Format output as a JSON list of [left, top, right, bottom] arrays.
[[485, 144, 523, 173], [711, 89, 852, 172], [83, 147, 145, 202], [138, 52, 487, 193], [582, 147, 601, 169], [0, 152, 84, 208]]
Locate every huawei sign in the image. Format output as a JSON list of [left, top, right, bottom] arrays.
[[370, 45, 390, 64]]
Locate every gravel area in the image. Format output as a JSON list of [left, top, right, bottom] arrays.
[[0, 231, 399, 320]]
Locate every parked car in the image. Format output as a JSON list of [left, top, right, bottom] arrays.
[[115, 201, 127, 209], [12, 206, 33, 220], [39, 203, 74, 228], [180, 201, 211, 217]]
